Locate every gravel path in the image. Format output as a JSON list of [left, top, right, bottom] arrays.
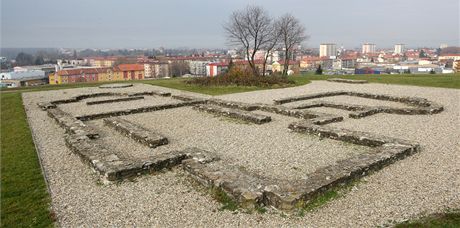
[[22, 81, 460, 227]]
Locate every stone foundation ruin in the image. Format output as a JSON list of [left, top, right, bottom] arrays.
[[37, 86, 444, 211]]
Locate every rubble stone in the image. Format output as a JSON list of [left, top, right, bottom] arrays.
[[103, 117, 168, 148], [327, 78, 368, 84], [194, 104, 272, 124]]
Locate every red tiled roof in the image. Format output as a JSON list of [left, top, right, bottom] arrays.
[[233, 60, 267, 65], [115, 64, 144, 71], [208, 62, 229, 67], [276, 60, 300, 65]]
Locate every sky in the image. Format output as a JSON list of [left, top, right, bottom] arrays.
[[1, 0, 459, 49]]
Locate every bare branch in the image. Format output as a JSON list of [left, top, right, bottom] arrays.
[[277, 13, 309, 75], [223, 5, 273, 76]]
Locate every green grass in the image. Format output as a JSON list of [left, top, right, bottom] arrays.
[[1, 76, 311, 96], [395, 210, 460, 228], [296, 179, 359, 217], [1, 93, 54, 227], [210, 188, 239, 211], [302, 73, 460, 89], [142, 76, 310, 95], [298, 189, 340, 216]]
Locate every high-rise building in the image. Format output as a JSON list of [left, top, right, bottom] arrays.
[[362, 43, 376, 54], [440, 44, 449, 49], [394, 44, 405, 54], [319, 43, 337, 58]]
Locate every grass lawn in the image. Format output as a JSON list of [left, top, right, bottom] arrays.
[[1, 93, 54, 227], [143, 76, 311, 95], [395, 210, 460, 228], [0, 73, 458, 227], [302, 73, 460, 89]]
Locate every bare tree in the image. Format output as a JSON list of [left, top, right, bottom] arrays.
[[224, 6, 273, 76], [261, 23, 281, 76], [278, 14, 308, 75]]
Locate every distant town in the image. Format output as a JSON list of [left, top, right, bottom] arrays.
[[1, 43, 459, 88]]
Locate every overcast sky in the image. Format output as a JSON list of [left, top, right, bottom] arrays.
[[1, 0, 459, 49]]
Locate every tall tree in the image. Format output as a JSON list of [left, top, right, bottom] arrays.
[[277, 14, 308, 75], [15, 52, 34, 66], [224, 6, 273, 76], [34, 55, 45, 65], [419, 49, 427, 58]]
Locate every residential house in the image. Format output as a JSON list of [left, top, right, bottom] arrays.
[[115, 64, 145, 80]]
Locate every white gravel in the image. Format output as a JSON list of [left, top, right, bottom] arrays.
[[22, 81, 460, 227]]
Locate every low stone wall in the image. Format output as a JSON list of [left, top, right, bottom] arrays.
[[103, 117, 168, 148], [275, 91, 441, 107], [127, 91, 171, 97], [288, 121, 416, 147], [293, 99, 443, 119], [194, 104, 272, 124], [46, 90, 171, 106], [274, 91, 347, 105], [327, 78, 368, 84], [51, 92, 116, 105], [99, 83, 133, 88], [274, 91, 444, 117], [171, 94, 207, 103], [207, 98, 260, 111], [183, 120, 419, 211], [86, 96, 144, 105], [182, 158, 266, 209], [76, 100, 203, 121], [65, 132, 188, 182], [47, 107, 99, 139], [38, 102, 57, 110]]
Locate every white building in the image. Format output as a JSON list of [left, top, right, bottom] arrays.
[[440, 44, 449, 49], [394, 44, 405, 54], [189, 60, 209, 76], [362, 43, 376, 54], [0, 70, 47, 88], [144, 62, 170, 78], [319, 43, 337, 58]]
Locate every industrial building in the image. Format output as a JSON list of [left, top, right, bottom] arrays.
[[0, 70, 47, 88]]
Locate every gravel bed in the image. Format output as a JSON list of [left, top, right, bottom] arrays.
[[124, 107, 368, 181], [22, 81, 460, 227]]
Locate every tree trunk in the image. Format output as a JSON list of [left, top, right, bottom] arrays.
[[283, 49, 289, 75]]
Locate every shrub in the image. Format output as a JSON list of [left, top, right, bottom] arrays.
[[186, 67, 294, 87]]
